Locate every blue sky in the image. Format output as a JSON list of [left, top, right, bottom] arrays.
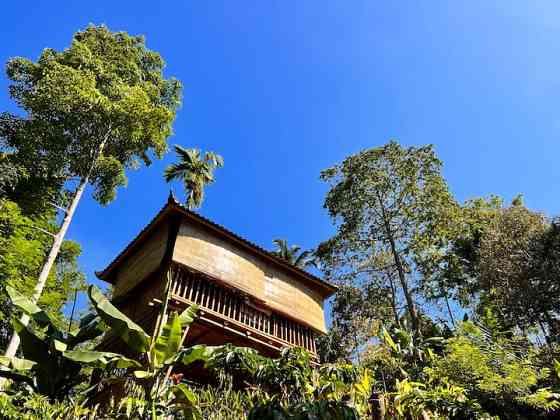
[[2, 1, 560, 317]]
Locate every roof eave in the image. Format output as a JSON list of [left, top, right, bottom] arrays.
[[96, 196, 338, 297]]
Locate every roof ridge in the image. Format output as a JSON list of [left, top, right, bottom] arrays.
[[96, 198, 337, 296]]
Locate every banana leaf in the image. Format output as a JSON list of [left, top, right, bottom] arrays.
[[152, 312, 182, 367], [178, 304, 199, 327], [6, 286, 52, 328], [0, 355, 36, 371], [63, 350, 142, 369], [88, 286, 150, 353], [12, 319, 51, 368]]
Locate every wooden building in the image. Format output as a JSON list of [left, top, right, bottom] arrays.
[[96, 194, 337, 359]]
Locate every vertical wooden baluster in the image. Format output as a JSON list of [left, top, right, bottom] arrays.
[[218, 288, 224, 313], [226, 294, 232, 318], [188, 275, 195, 301], [288, 321, 292, 344], [202, 282, 209, 307], [311, 332, 316, 354], [177, 276, 183, 298], [232, 299, 238, 321], [170, 273, 177, 296], [207, 283, 214, 310], [184, 275, 192, 300], [215, 287, 221, 313], [195, 279, 203, 305]]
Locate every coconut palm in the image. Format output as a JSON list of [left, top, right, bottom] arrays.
[[164, 145, 224, 209], [271, 239, 316, 269]]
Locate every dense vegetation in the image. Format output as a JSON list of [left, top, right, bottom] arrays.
[[1, 25, 559, 419]]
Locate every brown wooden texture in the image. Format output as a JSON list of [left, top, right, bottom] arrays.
[[113, 224, 169, 297], [169, 263, 317, 355], [172, 221, 327, 332]]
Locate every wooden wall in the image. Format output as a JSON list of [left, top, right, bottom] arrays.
[[172, 220, 327, 333], [113, 224, 169, 297]]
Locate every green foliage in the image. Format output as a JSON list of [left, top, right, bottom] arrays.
[[0, 199, 85, 347], [271, 239, 316, 269], [318, 141, 460, 335], [164, 145, 224, 209], [0, 286, 107, 400], [425, 322, 559, 418], [248, 400, 359, 420], [3, 25, 182, 205]]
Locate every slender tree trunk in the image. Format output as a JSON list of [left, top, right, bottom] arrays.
[[3, 133, 110, 363], [387, 272, 401, 328], [444, 293, 456, 328], [3, 176, 89, 358], [376, 193, 420, 334]]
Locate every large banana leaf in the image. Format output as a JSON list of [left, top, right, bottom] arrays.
[[0, 355, 36, 371], [12, 319, 51, 368], [152, 312, 182, 367], [178, 304, 199, 327], [180, 344, 218, 367], [67, 313, 104, 348], [88, 286, 150, 353], [6, 286, 52, 328], [63, 350, 141, 369]]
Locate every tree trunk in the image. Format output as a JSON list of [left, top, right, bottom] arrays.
[[387, 272, 401, 328], [444, 293, 456, 328], [2, 133, 110, 363], [3, 176, 89, 358], [376, 193, 420, 334]]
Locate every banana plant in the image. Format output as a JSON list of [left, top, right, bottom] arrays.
[[78, 285, 207, 419], [0, 286, 138, 400]]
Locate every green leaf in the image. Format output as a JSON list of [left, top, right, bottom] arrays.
[[0, 356, 36, 371], [382, 328, 399, 353], [88, 286, 149, 353], [53, 339, 68, 352], [180, 344, 216, 367], [153, 312, 182, 367], [133, 370, 153, 379], [178, 304, 199, 327], [63, 350, 141, 369], [12, 319, 51, 368], [6, 285, 52, 328], [173, 383, 197, 405], [0, 370, 36, 388]]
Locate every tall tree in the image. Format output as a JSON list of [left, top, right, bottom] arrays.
[[271, 239, 315, 269], [1, 25, 181, 358], [438, 196, 560, 340], [0, 199, 84, 348], [317, 141, 459, 335], [164, 145, 223, 209]]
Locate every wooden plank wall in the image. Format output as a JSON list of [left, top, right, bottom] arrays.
[[172, 221, 327, 333], [113, 224, 169, 297]]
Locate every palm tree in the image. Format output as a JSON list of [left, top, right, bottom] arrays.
[[164, 145, 224, 209], [271, 238, 316, 269]]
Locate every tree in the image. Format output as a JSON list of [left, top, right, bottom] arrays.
[[164, 145, 224, 209], [317, 284, 387, 362], [317, 141, 459, 335], [0, 200, 84, 349], [432, 195, 560, 340], [271, 239, 315, 269], [1, 25, 181, 358]]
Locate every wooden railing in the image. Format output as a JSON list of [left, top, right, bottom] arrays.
[[169, 264, 317, 354]]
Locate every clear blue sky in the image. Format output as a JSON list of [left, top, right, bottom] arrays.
[[2, 2, 560, 316]]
